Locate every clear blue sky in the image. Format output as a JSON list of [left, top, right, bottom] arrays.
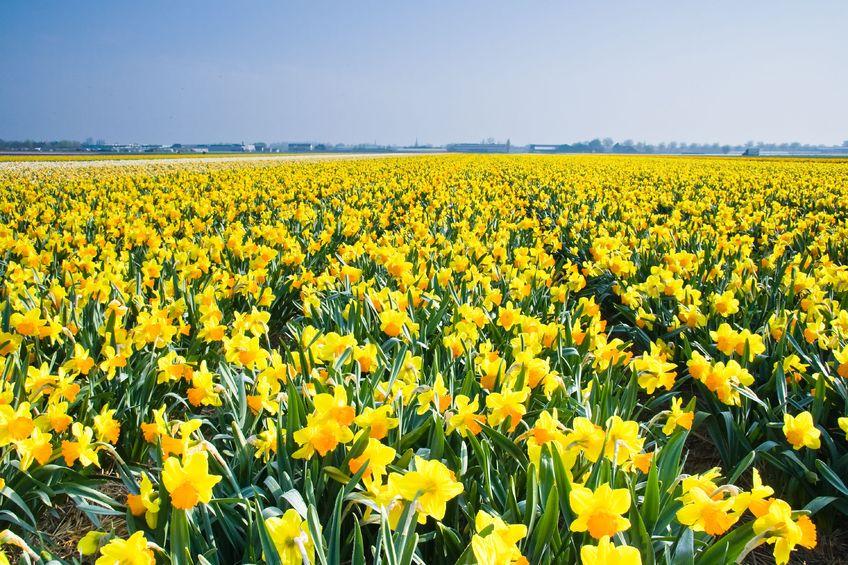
[[1, 1, 846, 146]]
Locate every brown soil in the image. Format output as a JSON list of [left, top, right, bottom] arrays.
[[39, 479, 129, 560]]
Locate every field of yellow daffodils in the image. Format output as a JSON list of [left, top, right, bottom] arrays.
[[1, 154, 847, 564]]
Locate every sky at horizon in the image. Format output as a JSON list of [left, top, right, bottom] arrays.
[[1, 1, 847, 146]]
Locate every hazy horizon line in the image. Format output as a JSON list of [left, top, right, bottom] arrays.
[[3, 136, 847, 148]]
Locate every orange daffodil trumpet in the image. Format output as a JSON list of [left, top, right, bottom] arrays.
[[293, 386, 355, 459], [569, 483, 632, 539], [782, 411, 820, 451], [162, 451, 222, 510]]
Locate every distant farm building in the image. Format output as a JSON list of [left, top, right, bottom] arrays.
[[742, 148, 760, 156], [287, 143, 314, 152], [207, 144, 254, 153]]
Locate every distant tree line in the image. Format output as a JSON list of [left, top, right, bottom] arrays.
[[558, 138, 848, 154], [0, 139, 82, 151]]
